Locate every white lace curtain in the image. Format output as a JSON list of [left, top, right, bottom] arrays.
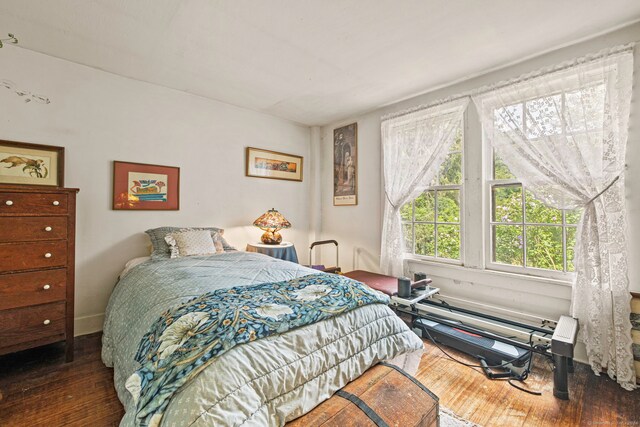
[[473, 46, 635, 390], [380, 98, 469, 277]]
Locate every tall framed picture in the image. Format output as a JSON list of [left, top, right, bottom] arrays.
[[113, 161, 180, 210], [333, 123, 357, 206], [0, 140, 64, 187], [246, 147, 303, 182]]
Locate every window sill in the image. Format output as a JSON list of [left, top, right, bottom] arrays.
[[485, 261, 575, 282], [404, 254, 463, 267], [404, 256, 573, 300]]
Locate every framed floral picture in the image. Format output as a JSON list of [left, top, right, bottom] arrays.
[[0, 140, 64, 187], [245, 147, 303, 182], [113, 161, 180, 210]]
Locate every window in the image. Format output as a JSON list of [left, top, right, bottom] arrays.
[[395, 55, 625, 284], [489, 179, 580, 273], [487, 86, 593, 275], [401, 127, 463, 262]]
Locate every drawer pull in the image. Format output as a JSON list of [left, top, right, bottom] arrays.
[[43, 284, 51, 290], [44, 253, 52, 258], [52, 201, 60, 206], [43, 319, 51, 325], [5, 200, 13, 206], [45, 226, 53, 232]]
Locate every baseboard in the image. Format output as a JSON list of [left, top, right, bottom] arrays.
[[74, 313, 105, 336], [573, 342, 588, 365]]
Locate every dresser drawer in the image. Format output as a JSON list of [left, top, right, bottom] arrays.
[[0, 302, 66, 349], [0, 269, 66, 310], [0, 241, 67, 272], [0, 192, 68, 215], [0, 216, 68, 242]]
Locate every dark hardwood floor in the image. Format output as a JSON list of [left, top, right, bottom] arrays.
[[0, 333, 123, 426], [0, 333, 638, 426]]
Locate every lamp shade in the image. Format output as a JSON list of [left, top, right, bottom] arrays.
[[252, 208, 291, 244]]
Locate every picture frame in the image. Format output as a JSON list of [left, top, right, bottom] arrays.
[[0, 139, 64, 187], [245, 147, 303, 182], [333, 123, 357, 206], [113, 161, 180, 210]]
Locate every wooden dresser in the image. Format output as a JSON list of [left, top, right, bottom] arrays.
[[0, 187, 78, 362]]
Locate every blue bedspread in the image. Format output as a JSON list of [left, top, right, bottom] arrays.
[[129, 273, 389, 426]]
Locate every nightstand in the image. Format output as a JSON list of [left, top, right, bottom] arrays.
[[246, 242, 299, 263]]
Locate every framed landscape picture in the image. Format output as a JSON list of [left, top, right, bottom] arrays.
[[0, 140, 64, 187], [113, 161, 180, 210], [245, 147, 303, 182], [333, 123, 357, 206]]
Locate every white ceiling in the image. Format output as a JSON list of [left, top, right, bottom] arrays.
[[1, 1, 639, 126]]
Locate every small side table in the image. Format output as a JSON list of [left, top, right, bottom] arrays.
[[246, 242, 299, 263]]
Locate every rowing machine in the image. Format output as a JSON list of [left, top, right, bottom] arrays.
[[391, 287, 578, 400]]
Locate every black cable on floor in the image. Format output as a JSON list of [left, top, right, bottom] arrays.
[[508, 378, 542, 395]]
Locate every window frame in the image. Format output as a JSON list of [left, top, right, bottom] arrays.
[[399, 82, 593, 283], [485, 176, 578, 281], [482, 84, 590, 281], [402, 123, 465, 266]]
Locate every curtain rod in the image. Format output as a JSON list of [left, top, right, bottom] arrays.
[[381, 43, 634, 122]]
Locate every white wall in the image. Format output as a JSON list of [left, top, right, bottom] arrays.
[[3, 22, 639, 341], [318, 23, 640, 329], [0, 47, 311, 335]]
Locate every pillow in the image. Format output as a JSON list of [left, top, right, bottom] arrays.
[[119, 256, 151, 279], [165, 229, 216, 258], [211, 232, 226, 254], [146, 226, 236, 259]]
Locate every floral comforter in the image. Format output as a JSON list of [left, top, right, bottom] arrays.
[[102, 252, 424, 426]]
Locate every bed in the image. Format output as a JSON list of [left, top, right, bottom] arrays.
[[102, 235, 424, 427]]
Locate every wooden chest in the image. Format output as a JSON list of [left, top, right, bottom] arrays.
[[288, 363, 439, 427], [0, 187, 78, 361]]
